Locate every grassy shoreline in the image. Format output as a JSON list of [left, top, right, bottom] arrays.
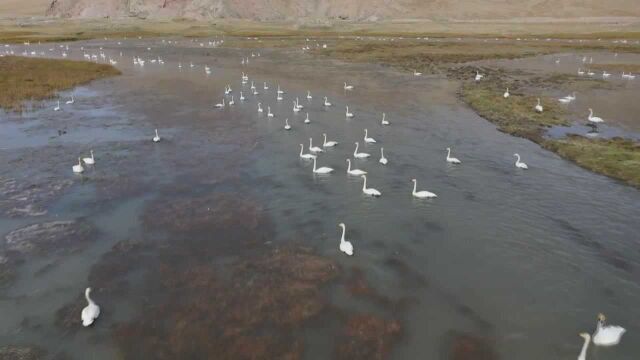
[[0, 56, 120, 111]]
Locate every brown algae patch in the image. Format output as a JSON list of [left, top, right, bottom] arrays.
[[0, 56, 120, 111], [336, 314, 402, 360]]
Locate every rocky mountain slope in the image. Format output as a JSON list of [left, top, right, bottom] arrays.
[[39, 0, 640, 21]]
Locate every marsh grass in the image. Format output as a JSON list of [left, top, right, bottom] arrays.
[[544, 135, 640, 188], [0, 56, 120, 111], [590, 63, 640, 73]]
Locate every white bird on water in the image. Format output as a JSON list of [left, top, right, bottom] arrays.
[[446, 147, 461, 164], [324, 97, 332, 107], [588, 108, 604, 126], [475, 71, 484, 81], [312, 157, 333, 174], [304, 112, 311, 124], [240, 92, 245, 101], [293, 101, 300, 113], [257, 102, 263, 113], [152, 129, 161, 143], [82, 150, 95, 165], [344, 82, 354, 90], [379, 148, 388, 165], [54, 100, 61, 111], [66, 95, 75, 104], [514, 153, 528, 169], [345, 106, 354, 118], [309, 138, 323, 153], [72, 158, 84, 174], [534, 98, 543, 113], [381, 113, 390, 125], [412, 179, 437, 198], [267, 106, 274, 117], [284, 119, 291, 130], [323, 133, 338, 147], [81, 287, 100, 327], [361, 175, 381, 197], [299, 144, 316, 160], [215, 98, 225, 108], [364, 129, 376, 143], [338, 223, 353, 256], [593, 313, 626, 346], [346, 159, 366, 176], [307, 90, 312, 100], [353, 142, 370, 159]]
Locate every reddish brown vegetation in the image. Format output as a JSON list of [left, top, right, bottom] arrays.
[[336, 314, 402, 360]]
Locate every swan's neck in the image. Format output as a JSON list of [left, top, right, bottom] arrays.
[[381, 148, 384, 157], [362, 176, 367, 190], [578, 337, 590, 360], [365, 129, 368, 137], [340, 226, 345, 242], [312, 158, 317, 171], [323, 134, 327, 143], [300, 145, 304, 156], [354, 143, 359, 154], [347, 160, 351, 171], [516, 154, 521, 163], [447, 148, 451, 158], [85, 289, 94, 305], [413, 181, 417, 194]]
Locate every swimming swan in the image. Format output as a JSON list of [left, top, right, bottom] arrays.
[[307, 90, 312, 99], [54, 100, 61, 111], [66, 95, 75, 105], [284, 118, 291, 130], [309, 138, 324, 153], [312, 157, 333, 174], [344, 82, 354, 90], [379, 148, 388, 165], [338, 223, 353, 256], [82, 150, 95, 165], [364, 129, 376, 143], [514, 153, 528, 169], [81, 287, 100, 327], [215, 98, 225, 108], [446, 147, 461, 164], [381, 113, 390, 125], [593, 313, 626, 346], [72, 158, 84, 174], [324, 97, 332, 106], [267, 106, 274, 117], [353, 142, 370, 159], [346, 159, 366, 175], [323, 133, 338, 147], [153, 129, 161, 143], [361, 175, 381, 197], [304, 112, 310, 124], [346, 106, 354, 118], [412, 179, 437, 198]]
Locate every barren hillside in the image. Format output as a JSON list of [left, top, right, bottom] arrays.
[[43, 0, 640, 21]]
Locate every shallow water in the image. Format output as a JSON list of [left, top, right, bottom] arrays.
[[1, 38, 639, 359]]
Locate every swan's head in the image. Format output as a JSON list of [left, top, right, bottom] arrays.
[[411, 179, 417, 182], [597, 313, 606, 321], [354, 141, 359, 145], [589, 108, 593, 112], [85, 287, 92, 296], [446, 147, 451, 151], [579, 333, 591, 340], [361, 175, 366, 179], [339, 223, 345, 229]]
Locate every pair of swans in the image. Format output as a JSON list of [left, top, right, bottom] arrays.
[[412, 179, 437, 198], [534, 98, 543, 113], [224, 85, 232, 94], [81, 287, 100, 327], [577, 313, 626, 360], [364, 129, 376, 143]]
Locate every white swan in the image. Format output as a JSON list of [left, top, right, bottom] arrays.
[[361, 175, 381, 197], [534, 98, 543, 113], [364, 129, 376, 143], [381, 113, 390, 125], [566, 92, 576, 101], [353, 142, 370, 159], [593, 313, 626, 346], [215, 98, 225, 108], [277, 85, 284, 94], [153, 129, 161, 143], [324, 97, 332, 107], [323, 133, 338, 147], [413, 69, 422, 76], [284, 119, 291, 130], [263, 81, 269, 90], [344, 82, 354, 90], [602, 71, 611, 78], [588, 108, 604, 125], [304, 112, 310, 124], [309, 138, 324, 153], [577, 333, 590, 360], [307, 90, 312, 99], [250, 81, 256, 90], [475, 71, 484, 81], [229, 96, 235, 105], [558, 97, 571, 104], [293, 101, 300, 113], [277, 93, 283, 101], [72, 158, 84, 174], [299, 144, 316, 160], [338, 223, 353, 256], [296, 97, 303, 109], [82, 150, 95, 165], [412, 179, 437, 198], [346, 106, 354, 118], [66, 95, 75, 104], [503, 88, 510, 98], [54, 100, 61, 111], [257, 102, 263, 113], [379, 148, 388, 165], [267, 106, 274, 117], [514, 153, 528, 169], [81, 287, 100, 327], [346, 159, 366, 175], [240, 92, 245, 101], [446, 147, 461, 164], [578, 68, 585, 76], [312, 157, 333, 174]]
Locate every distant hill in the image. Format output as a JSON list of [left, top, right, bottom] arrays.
[[27, 0, 640, 21]]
